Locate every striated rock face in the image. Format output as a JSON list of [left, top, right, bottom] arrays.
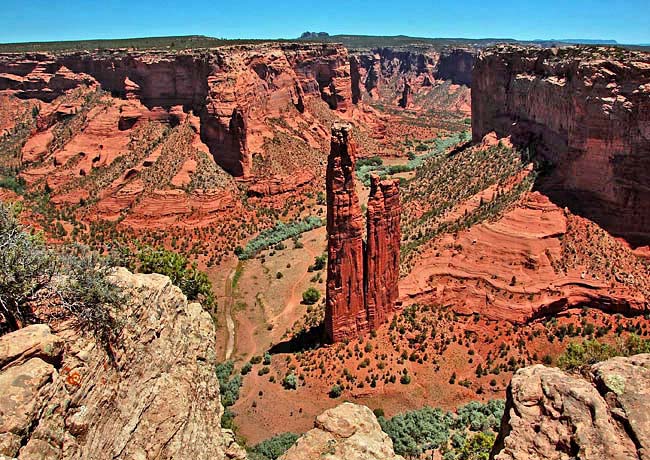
[[326, 126, 401, 342], [366, 175, 401, 330], [0, 43, 358, 177], [0, 268, 245, 460], [472, 46, 650, 246], [437, 48, 475, 86], [352, 47, 476, 99], [491, 354, 650, 460], [326, 123, 367, 342], [279, 402, 404, 460]]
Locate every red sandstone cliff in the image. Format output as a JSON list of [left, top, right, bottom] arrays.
[[326, 126, 401, 342], [472, 45, 650, 246], [352, 47, 476, 101], [0, 43, 359, 178]]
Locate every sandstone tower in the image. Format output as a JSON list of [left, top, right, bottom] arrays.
[[325, 123, 401, 342]]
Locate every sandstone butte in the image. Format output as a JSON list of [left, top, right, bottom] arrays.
[[325, 123, 401, 342]]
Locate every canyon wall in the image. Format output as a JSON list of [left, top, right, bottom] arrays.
[[0, 43, 358, 177], [325, 125, 400, 342], [352, 47, 476, 100], [472, 46, 650, 246]]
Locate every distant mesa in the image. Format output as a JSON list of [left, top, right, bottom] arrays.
[[299, 32, 330, 40]]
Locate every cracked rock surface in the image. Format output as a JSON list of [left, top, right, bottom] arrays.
[[0, 268, 245, 460], [491, 354, 650, 460]]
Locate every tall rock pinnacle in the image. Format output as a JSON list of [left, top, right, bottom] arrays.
[[325, 123, 368, 342], [325, 124, 401, 342]]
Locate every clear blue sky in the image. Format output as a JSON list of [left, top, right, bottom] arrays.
[[1, 0, 648, 44]]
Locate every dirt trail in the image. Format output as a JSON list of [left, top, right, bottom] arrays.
[[224, 269, 236, 360]]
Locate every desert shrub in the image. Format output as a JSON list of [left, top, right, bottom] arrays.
[[0, 204, 122, 350], [378, 407, 453, 457], [241, 362, 252, 375], [329, 384, 342, 398], [302, 287, 320, 305], [215, 360, 242, 408], [238, 217, 323, 260], [129, 246, 215, 309], [378, 400, 504, 458], [248, 432, 300, 460], [263, 352, 272, 365], [356, 156, 383, 169], [557, 335, 650, 371], [457, 432, 495, 460], [56, 248, 124, 348], [282, 373, 297, 390], [0, 204, 57, 330], [308, 254, 327, 271]]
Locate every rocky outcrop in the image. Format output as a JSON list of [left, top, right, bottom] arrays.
[[0, 268, 245, 460], [326, 123, 368, 342], [325, 125, 401, 342], [365, 175, 401, 330], [0, 43, 358, 177], [472, 45, 650, 246], [279, 402, 404, 460], [491, 354, 650, 460]]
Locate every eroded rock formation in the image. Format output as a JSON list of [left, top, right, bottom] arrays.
[[0, 43, 359, 178], [472, 45, 650, 246], [491, 354, 650, 460], [279, 402, 405, 460], [352, 47, 476, 99], [326, 125, 400, 342], [366, 175, 401, 330], [326, 123, 368, 342], [0, 268, 245, 460]]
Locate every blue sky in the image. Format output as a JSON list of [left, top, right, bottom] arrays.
[[1, 0, 648, 44]]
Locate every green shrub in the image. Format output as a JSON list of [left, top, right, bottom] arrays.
[[238, 217, 323, 260], [557, 335, 650, 371], [215, 360, 242, 409], [282, 373, 297, 390], [0, 203, 122, 350], [329, 384, 342, 398], [248, 432, 300, 460], [302, 287, 320, 305], [132, 246, 215, 309]]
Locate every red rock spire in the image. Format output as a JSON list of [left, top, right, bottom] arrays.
[[325, 125, 401, 342], [325, 123, 368, 342]]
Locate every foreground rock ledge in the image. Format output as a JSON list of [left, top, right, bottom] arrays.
[[491, 354, 650, 460], [280, 402, 405, 460], [0, 268, 245, 460]]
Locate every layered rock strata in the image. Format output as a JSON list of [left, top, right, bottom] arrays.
[[491, 354, 650, 460], [366, 174, 401, 330], [472, 45, 650, 246], [0, 43, 358, 177], [326, 124, 401, 342]]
